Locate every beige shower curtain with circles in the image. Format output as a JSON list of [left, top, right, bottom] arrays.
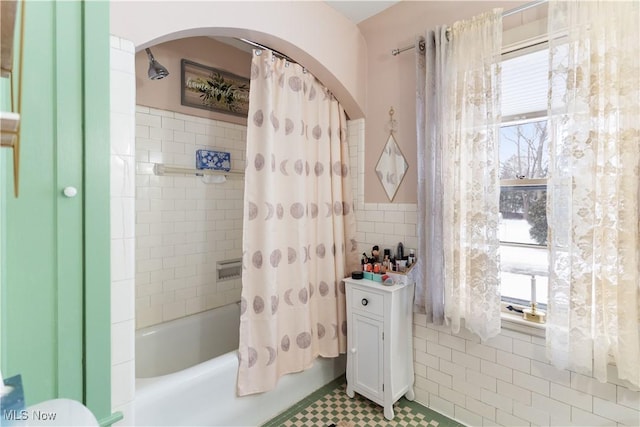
[[237, 49, 358, 396]]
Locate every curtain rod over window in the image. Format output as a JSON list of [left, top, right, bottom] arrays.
[[391, 0, 548, 56]]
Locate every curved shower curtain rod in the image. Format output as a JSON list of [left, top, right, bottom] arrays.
[[391, 0, 548, 56], [237, 38, 298, 64]]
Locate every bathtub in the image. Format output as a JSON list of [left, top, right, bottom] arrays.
[[134, 302, 346, 426]]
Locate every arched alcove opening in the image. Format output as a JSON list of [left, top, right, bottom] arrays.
[[111, 1, 367, 119]]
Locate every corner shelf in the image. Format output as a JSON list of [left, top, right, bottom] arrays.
[[1, 1, 18, 77], [1, 0, 23, 197], [0, 111, 20, 145]]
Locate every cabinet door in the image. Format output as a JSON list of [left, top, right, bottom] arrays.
[[1, 0, 111, 420], [352, 314, 383, 399]]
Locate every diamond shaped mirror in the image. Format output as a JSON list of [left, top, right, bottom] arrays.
[[375, 133, 408, 201]]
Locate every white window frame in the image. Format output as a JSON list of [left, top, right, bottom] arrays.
[[498, 38, 550, 323]]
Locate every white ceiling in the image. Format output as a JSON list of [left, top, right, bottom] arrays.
[[325, 1, 400, 24], [211, 1, 399, 53]]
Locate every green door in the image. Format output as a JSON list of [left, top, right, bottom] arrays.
[[1, 0, 112, 423]]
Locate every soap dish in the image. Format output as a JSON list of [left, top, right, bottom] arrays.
[[196, 149, 231, 171]]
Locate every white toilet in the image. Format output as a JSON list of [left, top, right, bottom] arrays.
[[2, 372, 98, 427], [24, 399, 99, 427]]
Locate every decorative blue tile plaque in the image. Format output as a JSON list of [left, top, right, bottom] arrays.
[[196, 149, 231, 171]]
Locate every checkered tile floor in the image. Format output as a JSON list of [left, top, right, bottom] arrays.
[[262, 377, 464, 427]]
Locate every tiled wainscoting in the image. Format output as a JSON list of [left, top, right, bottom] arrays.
[[134, 106, 246, 329], [346, 119, 640, 427], [413, 319, 639, 426]]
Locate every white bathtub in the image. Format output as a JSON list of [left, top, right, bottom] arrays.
[[134, 303, 346, 426]]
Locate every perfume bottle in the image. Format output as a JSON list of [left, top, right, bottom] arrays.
[[397, 242, 404, 260], [382, 255, 390, 272]]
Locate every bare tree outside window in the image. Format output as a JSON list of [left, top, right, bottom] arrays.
[[499, 120, 549, 245]]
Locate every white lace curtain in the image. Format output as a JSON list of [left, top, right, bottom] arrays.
[[415, 10, 503, 341], [237, 50, 358, 396], [415, 0, 639, 385], [546, 0, 640, 387]]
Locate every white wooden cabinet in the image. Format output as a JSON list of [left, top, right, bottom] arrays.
[[344, 276, 415, 420]]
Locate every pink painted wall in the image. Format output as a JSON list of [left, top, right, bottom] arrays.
[[136, 37, 251, 125], [359, 1, 537, 203]]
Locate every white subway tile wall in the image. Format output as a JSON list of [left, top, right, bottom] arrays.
[[134, 106, 246, 329], [346, 119, 640, 427], [413, 318, 640, 427], [110, 35, 136, 425]]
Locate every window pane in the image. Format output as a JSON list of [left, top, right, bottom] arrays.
[[499, 186, 547, 245], [502, 48, 549, 120], [499, 245, 548, 307], [500, 45, 551, 312], [500, 272, 548, 308], [499, 120, 549, 180]]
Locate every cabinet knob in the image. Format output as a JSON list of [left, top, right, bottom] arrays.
[[361, 298, 368, 306], [350, 348, 357, 354], [63, 186, 78, 198]]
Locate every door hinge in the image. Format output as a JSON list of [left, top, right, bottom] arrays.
[[382, 332, 384, 340], [382, 384, 384, 391]]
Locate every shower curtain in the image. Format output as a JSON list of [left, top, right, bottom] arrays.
[[237, 49, 358, 396]]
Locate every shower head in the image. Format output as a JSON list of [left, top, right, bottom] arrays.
[[145, 48, 169, 80]]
